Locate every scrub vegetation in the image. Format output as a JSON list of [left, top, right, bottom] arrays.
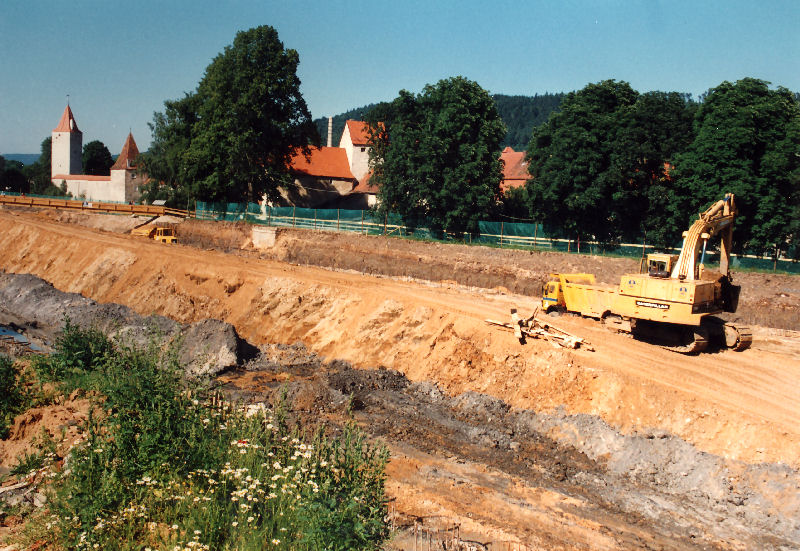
[[11, 321, 390, 550]]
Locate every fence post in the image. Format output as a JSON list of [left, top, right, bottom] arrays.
[[534, 223, 538, 251], [500, 221, 504, 247], [361, 210, 364, 234], [314, 208, 317, 230], [384, 213, 387, 235], [293, 206, 296, 228], [337, 209, 340, 231], [642, 232, 647, 259], [268, 205, 271, 227]]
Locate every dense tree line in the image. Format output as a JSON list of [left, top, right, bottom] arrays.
[[522, 78, 800, 258], [131, 24, 798, 258]]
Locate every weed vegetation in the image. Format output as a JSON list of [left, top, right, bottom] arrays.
[[16, 320, 390, 550], [0, 353, 30, 439]]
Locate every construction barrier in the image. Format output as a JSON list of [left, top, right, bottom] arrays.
[[195, 201, 800, 274], [0, 193, 188, 218]]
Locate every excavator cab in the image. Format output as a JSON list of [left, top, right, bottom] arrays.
[[640, 253, 677, 278]]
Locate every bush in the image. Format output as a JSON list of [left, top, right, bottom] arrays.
[[31, 317, 113, 387], [0, 354, 25, 439], [38, 320, 390, 550]]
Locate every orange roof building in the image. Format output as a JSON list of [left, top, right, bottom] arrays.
[[289, 146, 354, 180], [499, 147, 529, 192], [343, 120, 371, 146], [339, 120, 377, 182]]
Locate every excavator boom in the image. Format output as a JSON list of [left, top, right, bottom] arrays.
[[671, 193, 736, 281]]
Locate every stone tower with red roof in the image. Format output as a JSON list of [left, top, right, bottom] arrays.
[[51, 105, 83, 178], [109, 133, 142, 201]]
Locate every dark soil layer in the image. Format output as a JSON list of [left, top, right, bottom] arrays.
[[222, 344, 799, 550]]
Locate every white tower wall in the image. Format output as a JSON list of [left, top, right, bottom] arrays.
[[51, 130, 82, 177]]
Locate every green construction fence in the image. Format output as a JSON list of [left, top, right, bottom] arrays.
[[194, 202, 800, 274]]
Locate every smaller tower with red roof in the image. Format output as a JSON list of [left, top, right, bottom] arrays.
[[109, 132, 142, 201]]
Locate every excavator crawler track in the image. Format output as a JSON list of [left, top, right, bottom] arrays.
[[727, 324, 752, 351], [662, 326, 709, 354]]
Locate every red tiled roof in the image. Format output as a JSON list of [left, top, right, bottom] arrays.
[[110, 133, 140, 171], [352, 170, 377, 194], [53, 105, 81, 133], [500, 147, 528, 180], [290, 146, 355, 180], [52, 174, 111, 182], [345, 120, 373, 146], [499, 147, 529, 192]]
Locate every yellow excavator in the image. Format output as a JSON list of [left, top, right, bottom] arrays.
[[542, 193, 751, 353]]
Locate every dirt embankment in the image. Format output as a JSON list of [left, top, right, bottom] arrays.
[[171, 217, 800, 331], [35, 211, 800, 330], [0, 209, 798, 472], [2, 273, 798, 549]]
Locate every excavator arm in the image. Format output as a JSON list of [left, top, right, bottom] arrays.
[[670, 194, 736, 281]]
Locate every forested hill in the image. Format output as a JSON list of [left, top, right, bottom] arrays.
[[2, 153, 40, 165], [492, 93, 565, 150], [313, 93, 565, 151]]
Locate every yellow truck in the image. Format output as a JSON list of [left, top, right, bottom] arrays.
[[541, 194, 751, 353], [131, 224, 178, 244]]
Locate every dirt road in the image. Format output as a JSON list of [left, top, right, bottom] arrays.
[[1, 209, 799, 548]]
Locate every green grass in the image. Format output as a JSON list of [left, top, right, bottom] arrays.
[[26, 321, 390, 550]]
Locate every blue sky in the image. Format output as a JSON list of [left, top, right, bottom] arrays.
[[1, 0, 798, 154]]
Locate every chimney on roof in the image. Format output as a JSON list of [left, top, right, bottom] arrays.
[[327, 117, 333, 148]]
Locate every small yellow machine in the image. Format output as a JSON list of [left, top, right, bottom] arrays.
[[131, 224, 178, 244], [541, 193, 751, 353]]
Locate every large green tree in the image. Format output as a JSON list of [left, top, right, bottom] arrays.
[[370, 76, 506, 237], [141, 25, 319, 205], [525, 81, 695, 245], [22, 137, 66, 196], [0, 156, 28, 193], [673, 78, 800, 257], [82, 140, 114, 176], [525, 80, 638, 242], [613, 91, 697, 246], [139, 93, 200, 207]]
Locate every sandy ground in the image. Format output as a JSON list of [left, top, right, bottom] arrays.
[[1, 208, 799, 548]]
